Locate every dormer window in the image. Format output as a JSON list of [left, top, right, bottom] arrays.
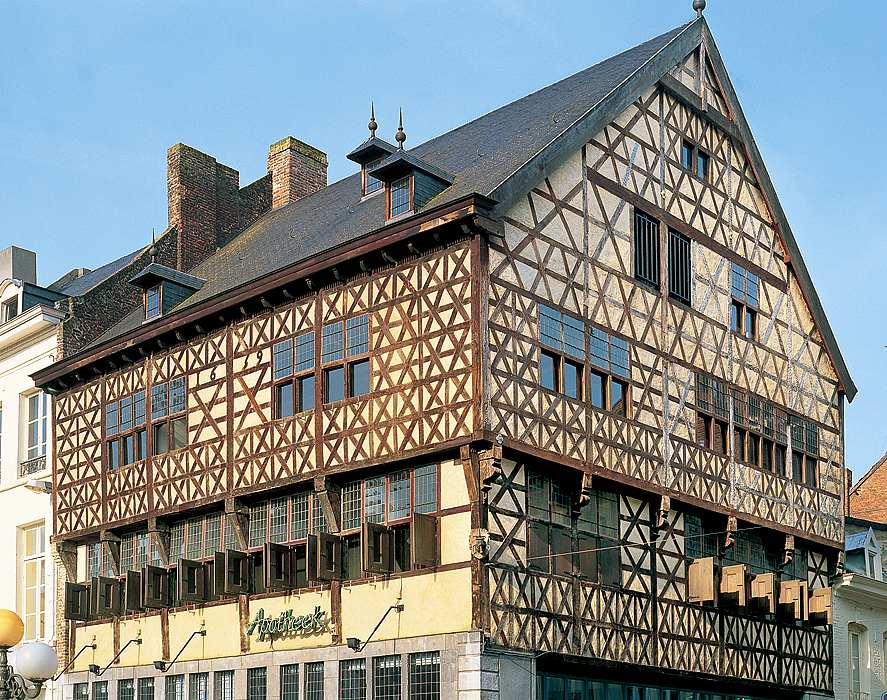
[[1, 296, 17, 323], [129, 263, 205, 322], [364, 158, 383, 195], [390, 176, 411, 218], [145, 285, 161, 320]]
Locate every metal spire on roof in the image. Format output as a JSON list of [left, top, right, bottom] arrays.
[[149, 228, 157, 264], [693, 0, 705, 16], [395, 109, 406, 150], [368, 103, 377, 137]]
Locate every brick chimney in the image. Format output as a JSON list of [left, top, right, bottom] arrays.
[[268, 137, 328, 209], [167, 144, 272, 272]]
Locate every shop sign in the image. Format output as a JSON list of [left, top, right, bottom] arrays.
[[247, 606, 324, 641]]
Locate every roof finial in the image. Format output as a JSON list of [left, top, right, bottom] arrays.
[[149, 229, 157, 264], [368, 102, 377, 137], [395, 109, 406, 150], [693, 0, 705, 16]]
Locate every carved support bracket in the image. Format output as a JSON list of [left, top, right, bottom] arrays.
[[783, 534, 795, 568], [654, 495, 672, 536], [576, 472, 594, 510], [469, 529, 490, 560], [149, 519, 171, 567], [56, 541, 78, 580], [101, 530, 122, 576], [224, 498, 250, 551], [314, 476, 342, 534], [478, 444, 502, 490], [722, 515, 738, 553]]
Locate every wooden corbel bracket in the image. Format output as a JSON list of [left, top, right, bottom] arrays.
[[224, 498, 250, 551]]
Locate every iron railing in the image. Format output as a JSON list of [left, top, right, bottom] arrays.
[[19, 455, 46, 477]]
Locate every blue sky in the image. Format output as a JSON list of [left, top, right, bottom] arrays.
[[2, 1, 885, 479]]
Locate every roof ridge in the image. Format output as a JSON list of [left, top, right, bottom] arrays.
[[850, 450, 887, 493]]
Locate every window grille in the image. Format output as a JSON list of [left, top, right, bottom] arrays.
[[346, 315, 369, 356], [340, 659, 366, 700], [247, 668, 266, 700], [414, 465, 437, 513], [138, 678, 154, 700], [74, 684, 88, 700], [373, 655, 401, 700], [304, 662, 324, 700], [281, 665, 299, 700], [189, 674, 208, 700], [668, 229, 691, 305], [213, 671, 233, 700], [634, 210, 660, 287], [364, 476, 385, 523], [291, 493, 309, 540], [321, 322, 343, 364], [269, 497, 288, 543], [119, 680, 134, 700], [390, 177, 411, 217], [388, 470, 411, 520], [93, 681, 108, 700], [165, 676, 185, 700], [408, 652, 440, 700]]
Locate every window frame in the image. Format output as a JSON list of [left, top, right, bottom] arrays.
[[26, 391, 49, 461], [145, 284, 162, 320], [363, 158, 384, 196], [633, 209, 660, 289], [667, 228, 691, 306], [21, 522, 46, 641], [538, 305, 584, 400], [730, 262, 760, 340], [681, 139, 711, 182], [105, 390, 147, 469], [273, 331, 316, 419], [388, 175, 412, 218], [321, 314, 371, 404], [151, 376, 188, 456]]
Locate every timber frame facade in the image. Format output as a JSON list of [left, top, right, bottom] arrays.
[[35, 14, 853, 700]]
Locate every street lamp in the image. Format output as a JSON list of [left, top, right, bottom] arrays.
[[0, 609, 58, 699]]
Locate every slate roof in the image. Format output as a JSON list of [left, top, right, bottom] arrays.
[[53, 245, 148, 297], [72, 17, 856, 402], [846, 531, 872, 551]]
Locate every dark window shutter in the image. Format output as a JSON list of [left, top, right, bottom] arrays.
[[91, 576, 121, 618], [65, 582, 90, 621], [528, 522, 550, 573], [598, 536, 621, 586], [362, 522, 393, 574], [177, 559, 206, 602], [316, 532, 342, 581], [577, 532, 597, 580], [224, 550, 249, 595], [551, 527, 574, 577], [124, 571, 142, 612], [212, 552, 226, 597], [412, 513, 437, 569], [141, 566, 169, 608], [713, 421, 723, 454], [306, 535, 319, 583], [263, 542, 292, 590], [696, 414, 708, 447]]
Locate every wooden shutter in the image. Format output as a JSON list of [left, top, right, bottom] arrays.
[[306, 536, 319, 583], [527, 522, 550, 573], [124, 571, 142, 612], [141, 565, 169, 609], [224, 550, 249, 595], [213, 552, 226, 597], [577, 532, 597, 579], [412, 513, 437, 569], [177, 559, 206, 602], [91, 576, 121, 618], [551, 527, 574, 577], [362, 522, 392, 575], [598, 536, 621, 586], [688, 557, 717, 605], [64, 582, 90, 621], [263, 542, 292, 590], [316, 532, 342, 581], [713, 421, 724, 454]]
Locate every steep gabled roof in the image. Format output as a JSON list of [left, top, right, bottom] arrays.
[[43, 16, 856, 402]]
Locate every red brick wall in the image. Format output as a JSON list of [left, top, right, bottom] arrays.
[[849, 457, 887, 524], [268, 137, 328, 208]]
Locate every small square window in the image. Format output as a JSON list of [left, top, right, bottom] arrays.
[[682, 141, 693, 170]]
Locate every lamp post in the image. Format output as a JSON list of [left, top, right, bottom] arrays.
[[0, 610, 58, 700]]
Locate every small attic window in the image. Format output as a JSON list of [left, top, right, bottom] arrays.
[[145, 285, 161, 320], [1, 297, 18, 323], [364, 158, 383, 195], [390, 176, 411, 218]]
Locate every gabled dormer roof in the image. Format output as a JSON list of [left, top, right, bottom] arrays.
[[129, 263, 206, 292], [369, 149, 454, 186], [346, 136, 396, 166]]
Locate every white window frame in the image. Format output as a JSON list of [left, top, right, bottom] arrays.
[[25, 391, 49, 461], [21, 522, 46, 641]]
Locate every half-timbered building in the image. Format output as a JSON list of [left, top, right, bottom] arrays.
[[35, 10, 854, 700]]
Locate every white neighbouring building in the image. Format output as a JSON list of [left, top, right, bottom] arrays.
[[0, 246, 67, 698], [834, 526, 887, 700]]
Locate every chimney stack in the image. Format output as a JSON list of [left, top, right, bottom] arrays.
[[268, 137, 328, 209], [0, 246, 37, 285]]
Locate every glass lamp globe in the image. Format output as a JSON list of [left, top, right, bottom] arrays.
[[0, 610, 24, 648], [15, 642, 58, 681]]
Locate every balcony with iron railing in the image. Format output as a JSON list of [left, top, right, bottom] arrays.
[[850, 691, 869, 700], [19, 455, 46, 478]]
